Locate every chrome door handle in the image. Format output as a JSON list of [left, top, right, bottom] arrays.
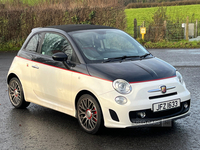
[[32, 65, 39, 69]]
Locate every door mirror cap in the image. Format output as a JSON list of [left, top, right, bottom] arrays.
[[52, 52, 68, 61]]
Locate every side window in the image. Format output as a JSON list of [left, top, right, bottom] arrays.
[[41, 33, 74, 61], [26, 34, 39, 52]]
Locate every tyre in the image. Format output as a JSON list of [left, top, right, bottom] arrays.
[[8, 77, 30, 109], [77, 94, 103, 134]]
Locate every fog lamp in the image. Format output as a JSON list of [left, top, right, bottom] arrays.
[[137, 111, 146, 118], [184, 102, 188, 109]]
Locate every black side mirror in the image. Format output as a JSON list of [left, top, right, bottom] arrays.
[[52, 52, 68, 61]]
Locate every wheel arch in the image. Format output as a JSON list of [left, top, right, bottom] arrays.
[[7, 73, 30, 108], [7, 73, 20, 84], [75, 90, 103, 118]]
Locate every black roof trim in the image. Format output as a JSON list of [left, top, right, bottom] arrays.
[[46, 24, 116, 32]]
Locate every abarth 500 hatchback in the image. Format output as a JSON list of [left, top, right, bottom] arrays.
[[7, 24, 190, 134]]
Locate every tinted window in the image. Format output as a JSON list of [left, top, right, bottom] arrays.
[[26, 34, 39, 52], [41, 33, 73, 61]]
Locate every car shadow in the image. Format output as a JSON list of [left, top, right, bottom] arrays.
[[7, 103, 190, 149]]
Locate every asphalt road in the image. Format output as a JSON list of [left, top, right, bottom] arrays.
[[0, 49, 200, 150]]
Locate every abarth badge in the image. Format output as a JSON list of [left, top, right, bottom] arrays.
[[160, 85, 167, 93]]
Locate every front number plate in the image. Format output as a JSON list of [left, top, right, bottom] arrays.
[[153, 99, 180, 112]]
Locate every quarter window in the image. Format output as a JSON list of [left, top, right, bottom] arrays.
[[26, 34, 40, 52]]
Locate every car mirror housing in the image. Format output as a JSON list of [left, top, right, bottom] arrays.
[[52, 52, 68, 62]]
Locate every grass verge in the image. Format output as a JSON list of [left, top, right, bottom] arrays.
[[138, 39, 200, 49], [125, 4, 200, 36]]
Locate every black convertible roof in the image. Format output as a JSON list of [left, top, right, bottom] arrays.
[[46, 24, 116, 32]]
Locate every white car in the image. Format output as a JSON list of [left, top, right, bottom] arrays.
[[7, 25, 190, 134]]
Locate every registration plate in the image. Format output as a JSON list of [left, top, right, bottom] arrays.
[[153, 99, 180, 112]]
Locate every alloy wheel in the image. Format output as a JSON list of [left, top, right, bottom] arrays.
[[9, 79, 21, 106], [78, 97, 98, 131]]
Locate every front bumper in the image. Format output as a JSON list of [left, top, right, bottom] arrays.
[[129, 100, 190, 124], [98, 77, 191, 128], [102, 99, 190, 128]]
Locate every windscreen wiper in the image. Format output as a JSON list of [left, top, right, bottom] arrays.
[[103, 55, 140, 63], [140, 53, 151, 59]]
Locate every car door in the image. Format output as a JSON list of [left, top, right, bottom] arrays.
[[17, 33, 42, 102], [30, 32, 76, 111]]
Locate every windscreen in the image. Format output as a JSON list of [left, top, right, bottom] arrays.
[[69, 29, 150, 63]]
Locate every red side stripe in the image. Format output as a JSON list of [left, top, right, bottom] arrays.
[[16, 56, 175, 84], [16, 56, 112, 82]]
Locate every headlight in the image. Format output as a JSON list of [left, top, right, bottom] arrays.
[[176, 71, 183, 84], [113, 79, 132, 94]]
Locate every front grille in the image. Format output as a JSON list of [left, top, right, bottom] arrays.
[[129, 100, 190, 123], [149, 92, 177, 100]]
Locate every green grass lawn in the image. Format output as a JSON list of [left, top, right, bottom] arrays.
[[1, 0, 48, 5], [125, 4, 200, 36]]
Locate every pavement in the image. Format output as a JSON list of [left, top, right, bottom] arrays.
[[0, 49, 200, 150], [189, 36, 200, 42], [149, 49, 200, 67]]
